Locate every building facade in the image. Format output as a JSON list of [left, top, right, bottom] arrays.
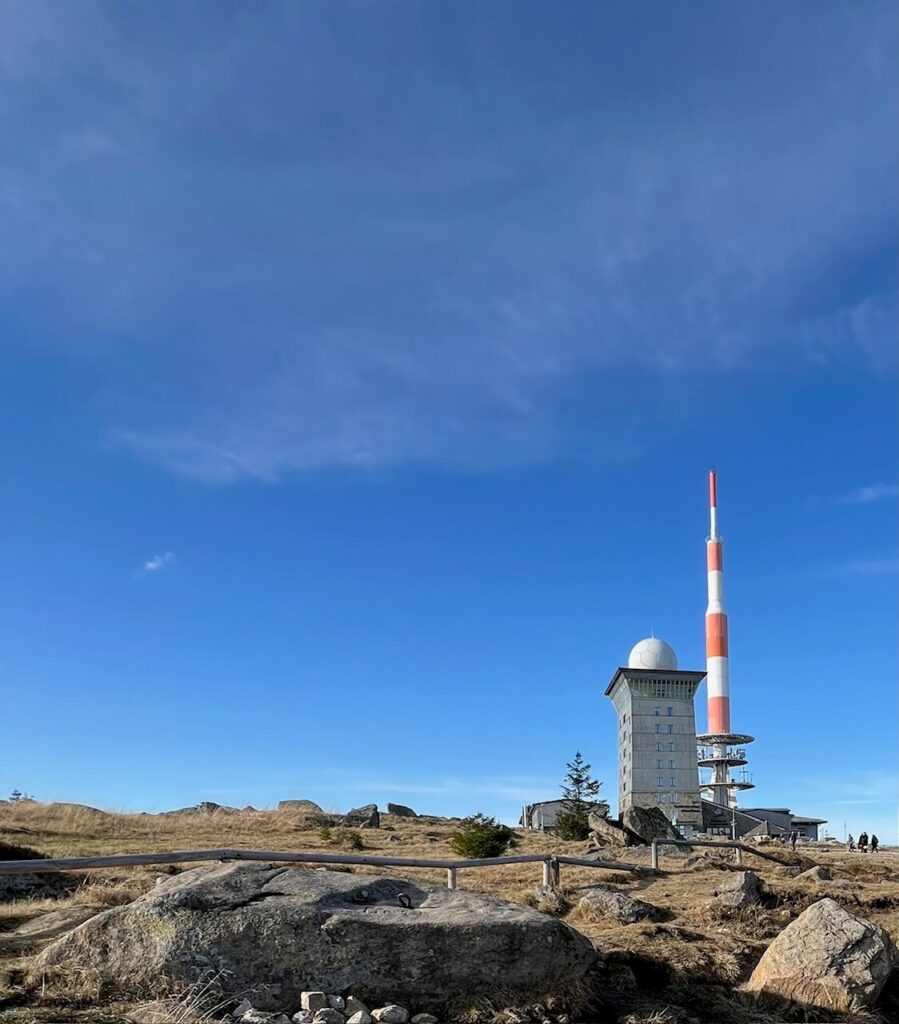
[[605, 639, 705, 836]]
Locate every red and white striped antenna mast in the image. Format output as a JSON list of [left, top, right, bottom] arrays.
[[697, 469, 755, 809]]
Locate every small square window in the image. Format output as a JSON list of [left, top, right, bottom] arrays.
[[669, 759, 676, 769], [667, 707, 673, 716], [669, 742, 675, 751], [656, 759, 662, 769], [654, 707, 660, 716], [657, 776, 664, 787], [667, 724, 674, 733], [655, 724, 662, 734], [670, 776, 676, 786]]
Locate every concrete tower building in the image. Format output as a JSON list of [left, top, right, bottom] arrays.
[[605, 639, 705, 836]]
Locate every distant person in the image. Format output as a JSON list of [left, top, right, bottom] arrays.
[[847, 834, 855, 852], [870, 834, 879, 854], [790, 831, 797, 851], [858, 831, 868, 853]]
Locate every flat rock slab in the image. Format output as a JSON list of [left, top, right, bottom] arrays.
[[745, 897, 894, 1013], [34, 863, 598, 1013]]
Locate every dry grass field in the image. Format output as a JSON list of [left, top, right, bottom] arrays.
[[1, 802, 897, 1023]]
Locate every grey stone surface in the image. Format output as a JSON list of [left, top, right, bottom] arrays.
[[343, 804, 380, 828], [411, 1015, 437, 1024], [620, 806, 680, 843], [745, 898, 895, 1012], [796, 865, 832, 882], [577, 888, 660, 924], [301, 994, 328, 1013], [346, 1014, 371, 1024], [278, 801, 325, 815], [586, 814, 632, 850], [292, 1013, 314, 1024], [232, 999, 254, 1018], [327, 996, 346, 1011], [714, 870, 762, 909], [387, 804, 418, 817], [344, 997, 369, 1017], [371, 1008, 409, 1024], [34, 863, 597, 1013], [312, 1009, 345, 1024]]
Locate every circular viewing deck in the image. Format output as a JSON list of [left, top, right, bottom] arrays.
[[696, 732, 755, 746], [697, 755, 748, 769]]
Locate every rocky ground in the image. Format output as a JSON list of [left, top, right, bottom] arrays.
[[1, 801, 897, 1023]]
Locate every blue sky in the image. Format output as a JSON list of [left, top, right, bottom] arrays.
[[1, 2, 896, 841]]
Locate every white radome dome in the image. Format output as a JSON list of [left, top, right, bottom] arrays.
[[628, 637, 678, 671]]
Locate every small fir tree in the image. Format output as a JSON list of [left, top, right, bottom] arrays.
[[554, 751, 602, 841], [450, 812, 515, 859]]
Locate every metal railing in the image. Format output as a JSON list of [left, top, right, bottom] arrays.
[[0, 847, 643, 891]]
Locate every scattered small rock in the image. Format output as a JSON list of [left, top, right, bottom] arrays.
[[796, 865, 832, 882], [714, 870, 762, 909], [346, 1013, 372, 1024], [328, 996, 346, 1012], [233, 998, 255, 1019], [292, 1013, 314, 1024], [313, 1009, 346, 1024], [371, 1007, 410, 1024], [301, 993, 328, 1013], [345, 997, 369, 1017], [411, 1015, 437, 1024]]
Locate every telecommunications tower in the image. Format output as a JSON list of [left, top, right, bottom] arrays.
[[696, 470, 755, 807]]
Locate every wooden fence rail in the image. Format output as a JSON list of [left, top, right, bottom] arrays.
[[0, 847, 644, 891], [650, 837, 794, 870]]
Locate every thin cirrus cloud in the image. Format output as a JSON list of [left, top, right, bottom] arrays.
[[822, 556, 899, 578], [1, 4, 896, 483], [138, 552, 176, 577], [831, 483, 899, 505]]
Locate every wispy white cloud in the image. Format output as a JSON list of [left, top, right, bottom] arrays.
[[138, 552, 176, 576], [826, 556, 899, 577], [1, 4, 896, 483], [831, 482, 899, 505]]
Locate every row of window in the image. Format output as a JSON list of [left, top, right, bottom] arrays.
[[653, 707, 674, 716], [655, 792, 681, 804], [657, 776, 677, 787], [657, 742, 676, 751], [655, 724, 674, 733], [655, 759, 677, 769]]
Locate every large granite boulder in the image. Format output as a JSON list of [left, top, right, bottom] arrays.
[[744, 898, 894, 1013], [386, 804, 417, 818], [278, 800, 325, 815], [33, 864, 598, 1013], [343, 804, 380, 828], [620, 807, 679, 844], [587, 814, 637, 850]]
